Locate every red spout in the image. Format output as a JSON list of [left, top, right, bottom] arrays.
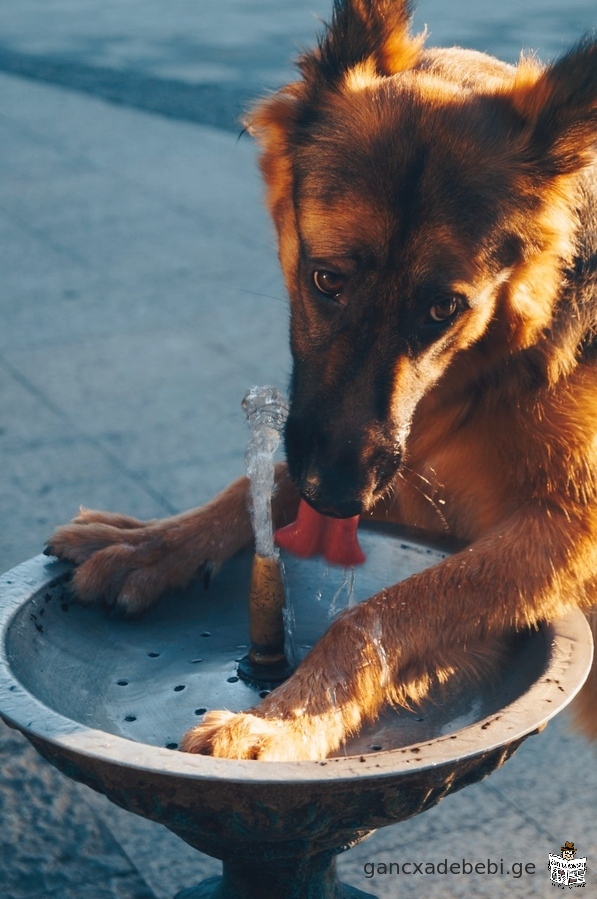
[[275, 499, 366, 567]]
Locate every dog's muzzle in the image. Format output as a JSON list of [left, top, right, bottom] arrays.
[[285, 414, 401, 519]]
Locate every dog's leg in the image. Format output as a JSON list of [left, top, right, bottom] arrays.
[[46, 463, 298, 617], [182, 505, 596, 760]]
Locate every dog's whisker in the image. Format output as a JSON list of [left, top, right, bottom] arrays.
[[219, 284, 288, 305], [398, 466, 450, 533], [401, 465, 441, 493]]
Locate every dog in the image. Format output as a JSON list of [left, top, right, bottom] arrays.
[[47, 0, 597, 760]]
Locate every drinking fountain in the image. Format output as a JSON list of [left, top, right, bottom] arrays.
[[0, 388, 593, 898], [0, 535, 592, 898]]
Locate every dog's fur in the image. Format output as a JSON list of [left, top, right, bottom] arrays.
[[48, 0, 597, 760]]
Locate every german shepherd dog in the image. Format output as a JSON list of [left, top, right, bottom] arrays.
[[48, 0, 597, 760]]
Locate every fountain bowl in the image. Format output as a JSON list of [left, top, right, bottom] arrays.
[[0, 524, 593, 899]]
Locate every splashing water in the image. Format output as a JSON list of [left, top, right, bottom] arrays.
[[242, 386, 288, 559], [280, 560, 298, 667], [329, 568, 357, 618]]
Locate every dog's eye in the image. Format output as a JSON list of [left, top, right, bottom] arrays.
[[428, 297, 460, 323], [313, 270, 345, 299]]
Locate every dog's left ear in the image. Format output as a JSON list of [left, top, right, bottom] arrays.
[[245, 2, 424, 254], [512, 38, 597, 175], [299, 0, 425, 87]]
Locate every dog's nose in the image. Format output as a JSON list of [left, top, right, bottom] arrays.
[[300, 469, 364, 519], [301, 471, 320, 503]]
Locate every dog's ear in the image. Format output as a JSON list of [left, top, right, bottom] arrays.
[[244, 86, 303, 244], [300, 0, 424, 87], [495, 40, 597, 355], [511, 38, 597, 175]]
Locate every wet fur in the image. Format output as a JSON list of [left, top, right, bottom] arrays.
[[48, 1, 597, 760]]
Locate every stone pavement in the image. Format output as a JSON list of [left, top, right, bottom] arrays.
[[0, 2, 596, 897]]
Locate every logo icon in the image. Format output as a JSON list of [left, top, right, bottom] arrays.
[[548, 841, 587, 889]]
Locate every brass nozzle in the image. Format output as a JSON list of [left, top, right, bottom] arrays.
[[247, 554, 287, 666]]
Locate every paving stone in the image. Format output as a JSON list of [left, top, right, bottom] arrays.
[[0, 720, 149, 899], [40, 872, 157, 899], [83, 791, 221, 899]]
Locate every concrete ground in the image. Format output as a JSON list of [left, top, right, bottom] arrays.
[[0, 2, 596, 897]]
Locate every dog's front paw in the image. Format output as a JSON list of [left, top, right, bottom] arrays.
[[181, 709, 336, 762], [46, 508, 216, 618]]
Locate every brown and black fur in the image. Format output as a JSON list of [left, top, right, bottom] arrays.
[[48, 0, 597, 760]]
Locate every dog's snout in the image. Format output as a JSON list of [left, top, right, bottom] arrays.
[[285, 411, 401, 518], [300, 467, 365, 519]]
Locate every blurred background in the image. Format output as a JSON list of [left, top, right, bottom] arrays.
[[1, 2, 596, 898]]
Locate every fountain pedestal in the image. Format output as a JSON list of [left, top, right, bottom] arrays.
[[175, 855, 375, 898], [0, 526, 592, 899]]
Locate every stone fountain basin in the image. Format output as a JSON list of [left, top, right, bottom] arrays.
[[0, 523, 593, 864]]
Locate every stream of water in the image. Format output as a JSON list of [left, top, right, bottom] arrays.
[[242, 385, 358, 665]]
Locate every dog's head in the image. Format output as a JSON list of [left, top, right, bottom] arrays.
[[247, 0, 597, 517]]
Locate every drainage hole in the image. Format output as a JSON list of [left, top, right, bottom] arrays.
[[173, 684, 186, 692], [124, 715, 137, 722], [194, 708, 207, 716], [165, 743, 178, 750], [370, 744, 383, 752], [259, 690, 271, 699], [116, 680, 129, 686], [200, 631, 211, 638], [226, 676, 239, 684], [148, 652, 160, 658]]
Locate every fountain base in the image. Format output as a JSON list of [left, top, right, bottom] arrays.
[[237, 652, 295, 688], [175, 855, 376, 899], [174, 853, 376, 899]]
